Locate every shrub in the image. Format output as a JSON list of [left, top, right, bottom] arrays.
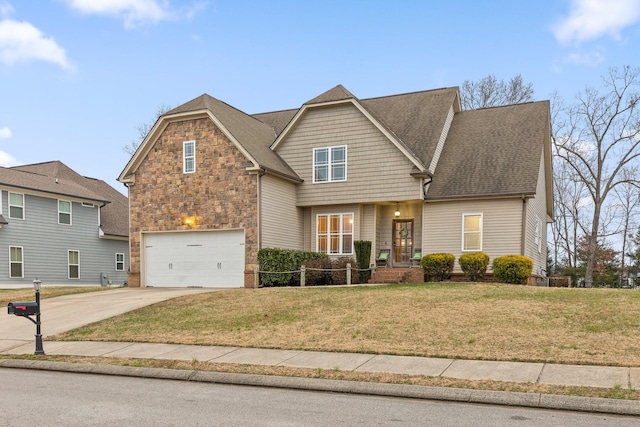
[[331, 257, 359, 285], [459, 252, 490, 281], [421, 253, 455, 281], [302, 258, 333, 286], [258, 248, 328, 287], [493, 255, 533, 285], [354, 240, 372, 283]]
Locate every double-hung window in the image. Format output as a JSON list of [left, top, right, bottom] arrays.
[[534, 217, 542, 253], [115, 253, 125, 271], [9, 192, 24, 219], [313, 146, 346, 183], [10, 247, 23, 278], [68, 250, 80, 279], [317, 213, 353, 255], [462, 213, 483, 251], [183, 140, 196, 173], [58, 200, 71, 225]]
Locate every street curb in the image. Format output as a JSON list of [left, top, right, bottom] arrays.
[[2, 359, 640, 416]]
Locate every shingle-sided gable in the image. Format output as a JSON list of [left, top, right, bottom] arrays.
[[427, 100, 551, 200]]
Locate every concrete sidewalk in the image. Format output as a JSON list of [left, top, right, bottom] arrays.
[[2, 287, 640, 415]]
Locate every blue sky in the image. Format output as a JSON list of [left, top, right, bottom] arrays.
[[1, 0, 640, 193]]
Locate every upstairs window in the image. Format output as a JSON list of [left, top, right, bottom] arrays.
[[58, 200, 72, 225], [313, 146, 346, 183], [9, 192, 24, 219], [183, 140, 196, 173], [462, 213, 483, 251]]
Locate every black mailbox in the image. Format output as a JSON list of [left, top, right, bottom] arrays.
[[8, 301, 38, 316]]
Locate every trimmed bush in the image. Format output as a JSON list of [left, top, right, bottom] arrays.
[[258, 248, 328, 287], [331, 257, 359, 285], [459, 252, 490, 281], [421, 253, 455, 281], [354, 240, 372, 283], [302, 258, 333, 286], [493, 255, 533, 285]]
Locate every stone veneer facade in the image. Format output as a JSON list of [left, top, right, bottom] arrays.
[[127, 117, 258, 287]]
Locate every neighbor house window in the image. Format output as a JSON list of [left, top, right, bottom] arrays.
[[313, 146, 346, 183], [534, 217, 542, 253], [9, 192, 24, 219], [9, 246, 23, 278], [58, 200, 71, 225], [183, 140, 196, 173], [68, 250, 79, 279], [462, 213, 483, 251], [317, 213, 353, 254], [115, 253, 125, 271]]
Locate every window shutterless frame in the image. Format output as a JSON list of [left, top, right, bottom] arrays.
[[115, 253, 125, 271], [68, 250, 80, 279], [9, 192, 24, 219], [58, 200, 72, 225], [9, 246, 23, 278], [462, 213, 483, 252], [312, 146, 347, 183], [183, 140, 196, 173], [316, 213, 353, 255]]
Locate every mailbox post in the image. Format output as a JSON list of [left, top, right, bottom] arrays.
[[33, 278, 44, 355], [6, 278, 45, 355]]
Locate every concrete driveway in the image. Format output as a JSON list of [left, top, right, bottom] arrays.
[[0, 287, 217, 352]]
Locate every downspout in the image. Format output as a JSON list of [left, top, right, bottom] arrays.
[[520, 194, 527, 256]]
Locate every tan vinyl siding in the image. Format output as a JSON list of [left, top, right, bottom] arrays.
[[429, 105, 455, 172], [261, 174, 303, 250], [524, 151, 548, 276], [276, 104, 421, 206], [423, 199, 522, 273], [361, 204, 376, 266], [303, 208, 312, 251]]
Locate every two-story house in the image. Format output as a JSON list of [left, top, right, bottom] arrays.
[[119, 85, 552, 288], [0, 161, 129, 286]]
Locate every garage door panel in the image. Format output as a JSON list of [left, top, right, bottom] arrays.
[[143, 230, 245, 288]]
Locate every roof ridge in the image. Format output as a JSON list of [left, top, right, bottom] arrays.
[[362, 86, 459, 102]]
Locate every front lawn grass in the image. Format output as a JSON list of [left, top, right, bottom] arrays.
[[0, 286, 109, 308], [53, 282, 640, 367]]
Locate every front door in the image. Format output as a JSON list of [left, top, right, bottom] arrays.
[[393, 219, 413, 266]]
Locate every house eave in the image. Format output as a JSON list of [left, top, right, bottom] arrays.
[[425, 192, 536, 203]]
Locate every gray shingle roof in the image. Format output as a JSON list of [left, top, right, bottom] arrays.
[[165, 94, 299, 180], [155, 86, 549, 202], [0, 161, 128, 237], [426, 101, 550, 199]]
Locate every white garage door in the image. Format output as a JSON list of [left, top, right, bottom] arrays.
[[143, 230, 245, 288]]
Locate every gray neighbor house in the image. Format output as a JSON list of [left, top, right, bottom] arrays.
[[0, 161, 129, 286], [119, 85, 553, 288]]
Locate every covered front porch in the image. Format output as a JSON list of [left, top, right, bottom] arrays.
[[370, 201, 423, 269]]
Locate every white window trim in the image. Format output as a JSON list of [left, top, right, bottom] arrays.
[[461, 213, 483, 252], [183, 140, 196, 174], [115, 253, 125, 271], [58, 200, 72, 225], [8, 192, 24, 220], [316, 212, 354, 255], [312, 145, 347, 183], [68, 250, 80, 279], [534, 217, 542, 253], [9, 246, 23, 278]]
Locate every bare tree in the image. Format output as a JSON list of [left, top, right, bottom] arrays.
[[123, 104, 173, 156], [460, 74, 534, 110], [612, 177, 640, 284], [553, 66, 640, 287]]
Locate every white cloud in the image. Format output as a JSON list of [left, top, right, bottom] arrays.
[[0, 19, 72, 69], [0, 1, 14, 18], [563, 50, 606, 66], [64, 0, 173, 29], [553, 0, 640, 44], [0, 150, 18, 167], [0, 126, 11, 138]]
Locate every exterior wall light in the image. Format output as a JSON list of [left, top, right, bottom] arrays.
[[394, 203, 400, 218]]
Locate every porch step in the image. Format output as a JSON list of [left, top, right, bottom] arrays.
[[369, 267, 424, 284]]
